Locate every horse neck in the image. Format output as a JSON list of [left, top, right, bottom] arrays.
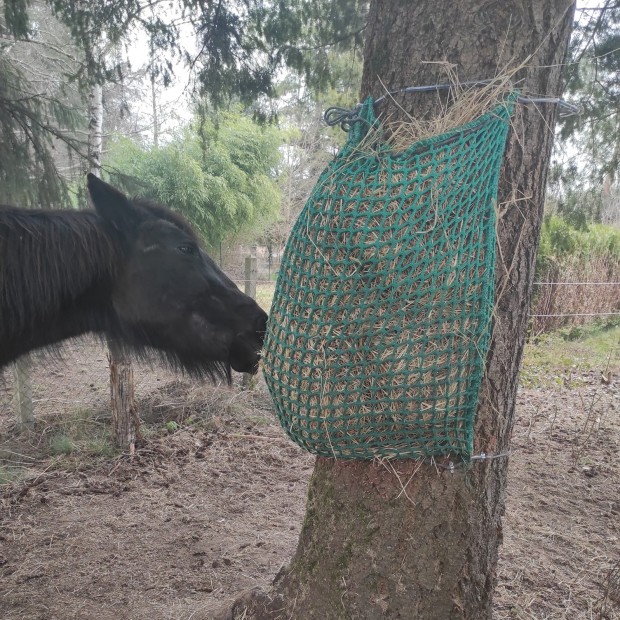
[[0, 208, 120, 366]]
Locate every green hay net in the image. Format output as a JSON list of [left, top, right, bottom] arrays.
[[263, 96, 515, 460]]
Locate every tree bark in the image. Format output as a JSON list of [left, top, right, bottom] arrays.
[[88, 82, 103, 173], [108, 342, 140, 450], [217, 1, 575, 618], [151, 72, 159, 148]]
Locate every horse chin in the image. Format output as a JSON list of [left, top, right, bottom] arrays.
[[229, 332, 263, 375], [230, 356, 260, 375], [188, 313, 262, 375]]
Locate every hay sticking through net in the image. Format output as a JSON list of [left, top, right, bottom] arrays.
[[263, 87, 517, 460], [378, 73, 516, 151]]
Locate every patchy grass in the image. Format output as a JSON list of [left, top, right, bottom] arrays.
[[256, 282, 276, 312], [49, 434, 74, 455], [0, 464, 25, 485], [521, 324, 619, 388], [15, 408, 120, 469]]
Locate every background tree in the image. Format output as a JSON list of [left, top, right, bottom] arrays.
[[216, 1, 575, 618], [560, 1, 620, 181], [2, 0, 367, 207], [265, 49, 363, 250], [106, 109, 282, 247], [0, 0, 84, 206], [553, 1, 620, 226]]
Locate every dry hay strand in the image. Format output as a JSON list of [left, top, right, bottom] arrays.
[[597, 560, 620, 618], [354, 64, 519, 154]]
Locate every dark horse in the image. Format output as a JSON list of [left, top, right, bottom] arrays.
[[0, 174, 268, 379]]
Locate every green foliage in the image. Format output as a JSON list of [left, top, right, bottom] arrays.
[[0, 54, 82, 207], [537, 214, 620, 274], [5, 0, 367, 108], [263, 1, 367, 97], [3, 0, 30, 37], [547, 171, 600, 228], [49, 434, 74, 455], [0, 3, 87, 207], [1, 0, 367, 209], [558, 3, 620, 183], [164, 420, 180, 433], [106, 110, 281, 245]]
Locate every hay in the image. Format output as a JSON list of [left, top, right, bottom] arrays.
[[386, 77, 514, 149], [263, 76, 516, 460]]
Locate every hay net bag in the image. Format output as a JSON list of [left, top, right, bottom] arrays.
[[263, 94, 516, 461]]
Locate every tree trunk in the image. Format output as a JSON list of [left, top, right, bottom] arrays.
[[88, 82, 103, 173], [217, 2, 575, 618], [242, 254, 259, 389], [151, 72, 159, 148]]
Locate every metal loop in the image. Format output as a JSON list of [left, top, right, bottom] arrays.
[[323, 104, 366, 131]]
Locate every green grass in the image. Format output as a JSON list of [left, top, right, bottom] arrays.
[[0, 465, 25, 485], [522, 324, 619, 388], [44, 408, 117, 459], [256, 283, 275, 312], [49, 434, 75, 455]]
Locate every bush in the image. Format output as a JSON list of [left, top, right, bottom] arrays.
[[532, 215, 620, 335], [105, 110, 282, 247]]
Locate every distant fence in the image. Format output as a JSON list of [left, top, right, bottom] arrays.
[[530, 250, 620, 334], [217, 243, 283, 284]]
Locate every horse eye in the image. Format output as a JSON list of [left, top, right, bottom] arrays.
[[178, 244, 196, 256]]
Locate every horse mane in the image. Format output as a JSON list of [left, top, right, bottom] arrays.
[[0, 205, 118, 341], [0, 202, 231, 382]]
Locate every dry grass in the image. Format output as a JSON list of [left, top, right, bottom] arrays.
[[361, 67, 517, 152], [532, 255, 620, 335]]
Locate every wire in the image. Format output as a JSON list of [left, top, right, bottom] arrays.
[[325, 80, 581, 129], [533, 281, 620, 286], [529, 312, 620, 318]]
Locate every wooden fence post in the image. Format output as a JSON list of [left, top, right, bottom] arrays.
[[14, 354, 34, 429], [108, 340, 139, 451], [245, 253, 257, 300], [242, 252, 258, 389]]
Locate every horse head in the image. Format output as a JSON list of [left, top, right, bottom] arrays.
[[87, 174, 268, 379]]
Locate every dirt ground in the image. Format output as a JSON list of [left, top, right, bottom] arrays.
[[0, 339, 618, 620]]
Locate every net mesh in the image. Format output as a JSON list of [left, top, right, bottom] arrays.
[[263, 96, 515, 460]]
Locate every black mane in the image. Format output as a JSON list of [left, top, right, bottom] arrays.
[[0, 204, 228, 380], [0, 205, 117, 343]]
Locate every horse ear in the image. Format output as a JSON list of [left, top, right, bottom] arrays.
[[87, 173, 142, 235]]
